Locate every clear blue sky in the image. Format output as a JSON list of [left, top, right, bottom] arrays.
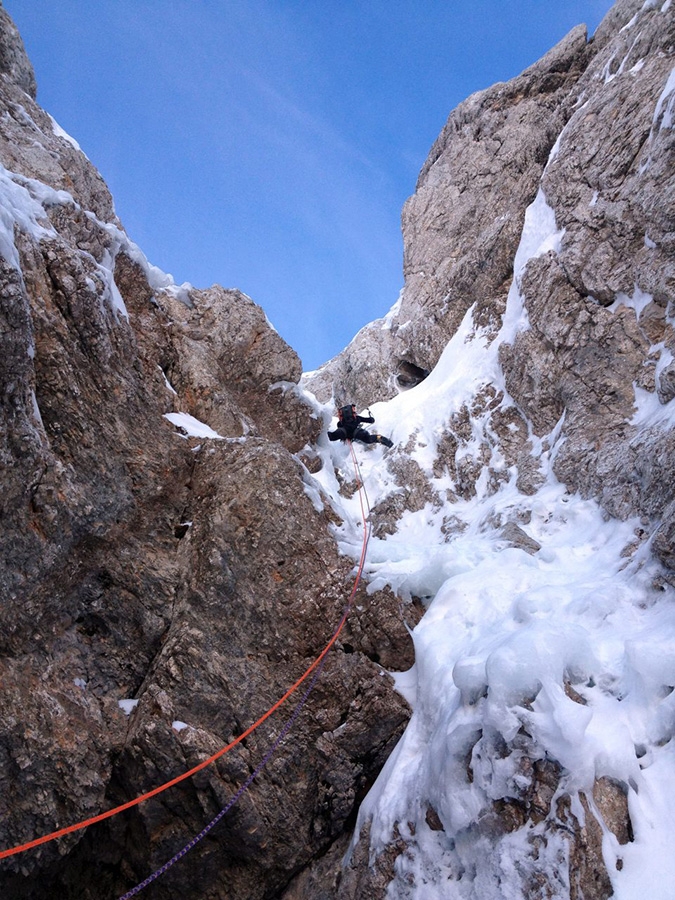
[[5, 0, 614, 371]]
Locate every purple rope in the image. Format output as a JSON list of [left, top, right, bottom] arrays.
[[118, 650, 331, 899]]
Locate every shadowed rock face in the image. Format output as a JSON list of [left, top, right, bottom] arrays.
[[0, 7, 414, 897]]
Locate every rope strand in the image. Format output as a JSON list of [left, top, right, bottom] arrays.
[[119, 650, 331, 899]]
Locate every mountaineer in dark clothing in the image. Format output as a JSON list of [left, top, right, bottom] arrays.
[[328, 404, 394, 448]]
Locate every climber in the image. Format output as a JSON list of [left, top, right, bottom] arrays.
[[328, 404, 394, 448]]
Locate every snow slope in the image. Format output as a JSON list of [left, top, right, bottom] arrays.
[[303, 190, 675, 899]]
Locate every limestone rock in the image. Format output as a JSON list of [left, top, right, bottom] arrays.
[[305, 23, 592, 408], [343, 727, 632, 900], [0, 6, 412, 898], [309, 0, 675, 573], [0, 5, 115, 222], [501, 0, 675, 533], [3, 0, 675, 897], [498, 521, 542, 555], [158, 282, 317, 454], [0, 2, 36, 98]]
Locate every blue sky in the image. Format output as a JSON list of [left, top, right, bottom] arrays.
[[5, 0, 614, 370]]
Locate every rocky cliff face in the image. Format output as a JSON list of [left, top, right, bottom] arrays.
[[307, 20, 593, 404], [305, 0, 675, 575], [0, 4, 413, 897]]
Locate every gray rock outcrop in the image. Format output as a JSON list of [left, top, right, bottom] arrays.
[[0, 3, 35, 98], [305, 22, 594, 407]]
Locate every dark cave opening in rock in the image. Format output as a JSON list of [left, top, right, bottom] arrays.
[[396, 360, 430, 390]]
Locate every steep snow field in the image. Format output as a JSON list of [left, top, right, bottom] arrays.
[[304, 192, 675, 898]]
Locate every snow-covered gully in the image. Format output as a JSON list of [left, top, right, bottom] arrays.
[[304, 188, 675, 898]]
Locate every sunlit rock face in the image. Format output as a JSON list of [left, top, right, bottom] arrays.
[[305, 0, 675, 571], [0, 6, 413, 898], [305, 22, 593, 408]]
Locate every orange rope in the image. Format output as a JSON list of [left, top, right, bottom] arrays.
[[0, 441, 371, 861]]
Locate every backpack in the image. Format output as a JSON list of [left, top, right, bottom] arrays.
[[338, 404, 356, 425]]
